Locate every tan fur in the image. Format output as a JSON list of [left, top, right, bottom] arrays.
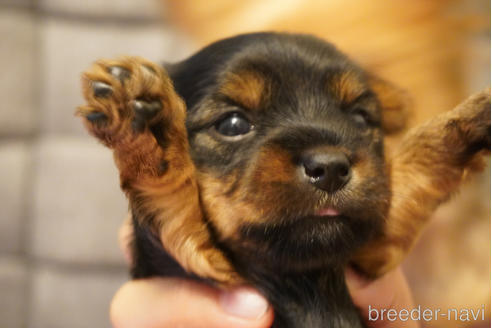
[[251, 146, 295, 184], [331, 70, 367, 106], [78, 57, 238, 284], [220, 70, 269, 110], [198, 171, 259, 240], [330, 71, 411, 134]]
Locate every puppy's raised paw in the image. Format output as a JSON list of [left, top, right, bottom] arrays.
[[77, 57, 185, 148]]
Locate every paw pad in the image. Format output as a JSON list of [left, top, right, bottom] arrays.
[[131, 99, 162, 132]]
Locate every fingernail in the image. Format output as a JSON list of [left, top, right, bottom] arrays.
[[220, 287, 269, 319]]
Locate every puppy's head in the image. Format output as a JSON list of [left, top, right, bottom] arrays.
[[168, 33, 409, 273]]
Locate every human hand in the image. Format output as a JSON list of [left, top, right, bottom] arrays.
[[346, 267, 420, 328], [110, 277, 274, 328], [111, 217, 274, 328], [110, 218, 418, 328]]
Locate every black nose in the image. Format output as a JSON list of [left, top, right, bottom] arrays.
[[301, 151, 351, 192]]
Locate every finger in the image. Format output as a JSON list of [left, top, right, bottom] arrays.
[[118, 214, 133, 264], [346, 268, 419, 328], [110, 278, 274, 328]]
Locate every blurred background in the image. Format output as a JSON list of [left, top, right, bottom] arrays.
[[0, 0, 489, 327]]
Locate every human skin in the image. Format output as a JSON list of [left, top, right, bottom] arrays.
[[110, 218, 419, 328]]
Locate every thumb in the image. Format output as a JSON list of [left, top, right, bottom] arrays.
[[346, 267, 419, 328], [110, 277, 273, 328]]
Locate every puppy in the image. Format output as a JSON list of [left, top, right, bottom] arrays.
[[77, 33, 490, 328]]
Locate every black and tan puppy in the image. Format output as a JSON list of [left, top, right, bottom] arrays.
[[77, 33, 490, 328]]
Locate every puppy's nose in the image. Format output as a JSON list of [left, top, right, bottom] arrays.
[[301, 151, 351, 192]]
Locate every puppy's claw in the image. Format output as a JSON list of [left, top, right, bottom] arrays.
[[92, 81, 112, 98], [86, 111, 107, 122], [108, 66, 130, 82]]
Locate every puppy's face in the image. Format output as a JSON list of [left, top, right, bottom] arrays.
[[169, 33, 405, 272]]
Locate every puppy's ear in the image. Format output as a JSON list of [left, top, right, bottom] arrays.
[[369, 75, 413, 134]]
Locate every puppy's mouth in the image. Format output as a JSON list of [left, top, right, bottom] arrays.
[[315, 207, 341, 217]]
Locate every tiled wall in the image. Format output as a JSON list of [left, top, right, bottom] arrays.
[[0, 1, 191, 327]]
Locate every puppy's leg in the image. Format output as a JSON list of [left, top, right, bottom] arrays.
[[77, 57, 236, 283], [354, 89, 491, 277]]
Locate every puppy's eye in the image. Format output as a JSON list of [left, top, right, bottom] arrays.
[[351, 109, 371, 128], [215, 113, 252, 136]]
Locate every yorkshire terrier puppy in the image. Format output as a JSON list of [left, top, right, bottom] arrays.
[[77, 33, 490, 328]]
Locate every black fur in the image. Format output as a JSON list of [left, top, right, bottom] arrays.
[[132, 32, 391, 328]]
